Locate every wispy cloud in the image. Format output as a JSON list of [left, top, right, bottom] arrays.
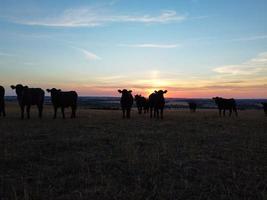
[[231, 35, 267, 42], [73, 47, 101, 61], [213, 52, 267, 75], [12, 8, 187, 27], [118, 43, 180, 49]]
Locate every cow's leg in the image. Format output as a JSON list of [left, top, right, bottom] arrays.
[[26, 105, 30, 119], [234, 108, 238, 117], [38, 105, 43, 119], [61, 107, 65, 119], [160, 108, 163, 119], [150, 107, 153, 118], [127, 108, 130, 119], [229, 109, 232, 117], [20, 105, 25, 119], [53, 106, 57, 119], [223, 109, 226, 117], [122, 108, 125, 118]]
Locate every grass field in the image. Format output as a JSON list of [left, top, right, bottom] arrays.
[[1, 103, 267, 200]]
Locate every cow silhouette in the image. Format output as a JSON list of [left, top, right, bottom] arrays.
[[47, 88, 78, 119], [262, 103, 267, 116], [188, 102, 197, 113], [11, 84, 44, 119], [213, 97, 238, 117], [118, 89, 133, 118], [0, 86, 6, 117], [149, 90, 167, 119], [134, 94, 149, 114]]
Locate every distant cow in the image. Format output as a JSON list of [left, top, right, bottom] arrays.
[[11, 84, 44, 119], [149, 90, 167, 119], [262, 103, 267, 116], [0, 86, 6, 117], [188, 102, 197, 113], [134, 94, 149, 114], [47, 88, 78, 119], [118, 89, 133, 118], [213, 97, 238, 117]]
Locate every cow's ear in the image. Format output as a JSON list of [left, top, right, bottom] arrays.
[[118, 89, 122, 93], [129, 90, 132, 93], [164, 90, 167, 93], [46, 89, 51, 93], [154, 90, 157, 93], [10, 85, 16, 89]]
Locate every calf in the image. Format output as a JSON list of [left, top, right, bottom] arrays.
[[262, 103, 267, 116], [134, 94, 149, 114], [118, 89, 133, 118], [188, 102, 197, 113], [47, 88, 78, 119], [213, 97, 238, 117], [0, 86, 6, 117], [11, 84, 44, 119], [149, 90, 167, 119]]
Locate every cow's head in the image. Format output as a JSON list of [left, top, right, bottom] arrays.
[[46, 88, 61, 95], [212, 97, 222, 104], [10, 84, 28, 97], [156, 90, 167, 97], [118, 89, 132, 96], [134, 94, 142, 100]]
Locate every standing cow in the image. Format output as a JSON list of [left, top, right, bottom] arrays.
[[118, 89, 133, 118], [149, 90, 167, 119], [11, 84, 44, 119], [262, 103, 267, 116], [46, 88, 78, 119], [213, 97, 238, 117], [134, 94, 149, 114], [188, 102, 197, 113], [0, 86, 6, 117]]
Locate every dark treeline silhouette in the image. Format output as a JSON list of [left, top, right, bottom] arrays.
[[11, 84, 44, 119], [0, 86, 6, 117], [149, 90, 167, 119], [134, 94, 149, 114], [188, 102, 197, 113], [262, 103, 267, 116], [213, 97, 238, 117], [47, 88, 78, 119], [118, 89, 133, 118]]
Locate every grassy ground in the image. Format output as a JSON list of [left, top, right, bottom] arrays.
[[1, 103, 267, 200]]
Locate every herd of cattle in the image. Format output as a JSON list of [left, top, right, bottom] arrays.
[[0, 85, 266, 119]]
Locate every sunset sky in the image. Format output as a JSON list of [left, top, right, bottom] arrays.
[[0, 0, 267, 98]]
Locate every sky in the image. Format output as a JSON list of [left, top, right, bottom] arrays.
[[0, 0, 267, 98]]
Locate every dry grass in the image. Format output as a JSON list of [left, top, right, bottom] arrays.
[[1, 103, 267, 200]]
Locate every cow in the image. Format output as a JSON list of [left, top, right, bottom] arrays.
[[11, 84, 44, 119], [149, 90, 167, 119], [118, 89, 133, 118], [0, 86, 6, 117], [46, 88, 78, 119], [188, 102, 197, 113], [213, 97, 238, 117], [262, 103, 267, 116], [134, 94, 149, 114]]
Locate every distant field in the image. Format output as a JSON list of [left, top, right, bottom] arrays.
[[1, 103, 267, 200]]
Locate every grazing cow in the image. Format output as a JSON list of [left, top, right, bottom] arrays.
[[0, 86, 6, 117], [46, 88, 78, 119], [118, 89, 133, 118], [213, 97, 238, 117], [11, 84, 44, 119], [188, 102, 197, 113], [149, 90, 167, 119], [262, 103, 267, 116], [134, 94, 149, 114]]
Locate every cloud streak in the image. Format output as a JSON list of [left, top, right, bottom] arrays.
[[118, 43, 180, 49], [213, 52, 267, 75], [12, 8, 187, 27]]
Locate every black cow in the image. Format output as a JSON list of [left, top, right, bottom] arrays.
[[188, 102, 197, 113], [213, 97, 238, 117], [149, 90, 167, 119], [262, 103, 267, 116], [46, 88, 78, 119], [134, 94, 149, 114], [0, 86, 6, 117], [11, 84, 44, 119], [118, 89, 133, 118]]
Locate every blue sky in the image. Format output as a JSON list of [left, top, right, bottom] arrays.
[[0, 0, 267, 97]]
